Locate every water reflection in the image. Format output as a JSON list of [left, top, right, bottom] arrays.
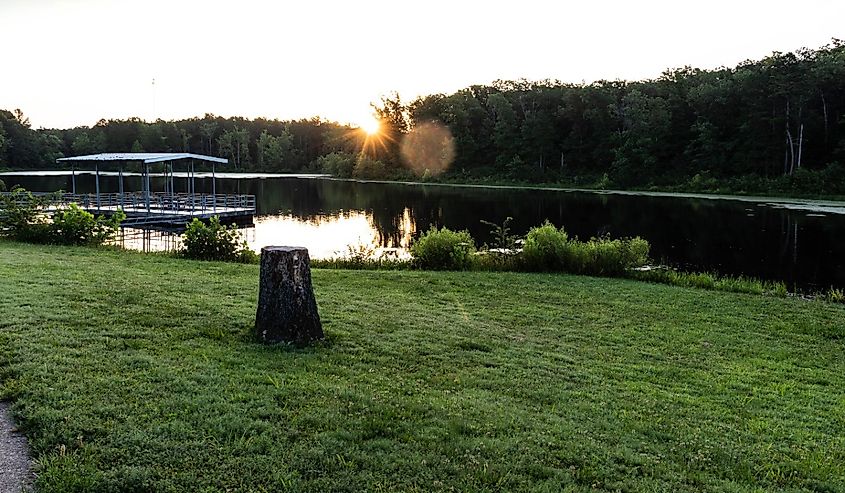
[[4, 172, 845, 290], [253, 210, 413, 259]]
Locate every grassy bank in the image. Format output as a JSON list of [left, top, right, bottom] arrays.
[[1, 241, 844, 492]]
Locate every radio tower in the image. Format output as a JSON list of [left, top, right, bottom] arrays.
[[151, 77, 156, 122]]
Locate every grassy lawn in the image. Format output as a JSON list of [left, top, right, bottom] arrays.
[[1, 241, 844, 492]]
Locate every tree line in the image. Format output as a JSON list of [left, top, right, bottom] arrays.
[[2, 40, 844, 193], [0, 110, 361, 173]]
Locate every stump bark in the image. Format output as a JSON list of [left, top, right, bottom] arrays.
[[255, 246, 323, 344]]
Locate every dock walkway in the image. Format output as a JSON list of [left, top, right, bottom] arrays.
[[1, 191, 256, 228]]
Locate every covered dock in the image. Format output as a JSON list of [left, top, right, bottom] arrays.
[[55, 153, 256, 227]]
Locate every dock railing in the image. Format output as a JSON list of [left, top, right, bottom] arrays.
[[0, 191, 256, 218]]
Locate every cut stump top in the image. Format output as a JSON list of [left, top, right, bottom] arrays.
[[261, 246, 309, 253]]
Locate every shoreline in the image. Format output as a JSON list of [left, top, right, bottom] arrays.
[[4, 170, 845, 209]]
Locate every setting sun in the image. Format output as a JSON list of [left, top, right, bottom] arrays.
[[360, 117, 380, 136]]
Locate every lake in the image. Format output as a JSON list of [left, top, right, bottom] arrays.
[[4, 171, 845, 290]]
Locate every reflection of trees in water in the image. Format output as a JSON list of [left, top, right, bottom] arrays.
[[1, 174, 72, 192], [163, 178, 845, 288], [11, 174, 845, 289]]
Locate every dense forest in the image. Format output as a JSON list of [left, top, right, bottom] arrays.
[[2, 41, 844, 195]]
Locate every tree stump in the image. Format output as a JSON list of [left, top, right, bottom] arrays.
[[255, 246, 323, 344]]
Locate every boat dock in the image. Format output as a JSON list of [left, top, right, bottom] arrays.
[[51, 152, 257, 227], [56, 191, 256, 227]]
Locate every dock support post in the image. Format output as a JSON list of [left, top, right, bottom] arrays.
[[119, 166, 124, 208], [212, 162, 216, 212], [170, 162, 175, 201], [95, 163, 101, 210], [71, 164, 76, 195], [144, 163, 151, 214], [190, 160, 195, 216]]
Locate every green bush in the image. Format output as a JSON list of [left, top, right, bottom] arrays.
[[559, 236, 650, 276], [522, 222, 650, 275], [410, 226, 475, 270], [521, 222, 568, 270], [50, 204, 125, 246], [587, 237, 627, 275], [181, 216, 257, 263], [0, 187, 54, 239], [0, 187, 123, 246]]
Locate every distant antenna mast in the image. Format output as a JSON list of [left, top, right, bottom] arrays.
[[151, 77, 156, 122]]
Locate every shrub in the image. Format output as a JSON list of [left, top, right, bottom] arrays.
[[624, 237, 650, 267], [559, 239, 590, 273], [181, 216, 257, 263], [50, 204, 125, 246], [0, 187, 122, 246], [587, 237, 627, 275], [522, 222, 650, 275], [521, 221, 568, 270], [410, 226, 475, 270], [560, 236, 649, 276], [0, 187, 54, 239]]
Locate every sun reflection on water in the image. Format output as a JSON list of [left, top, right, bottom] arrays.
[[115, 209, 416, 259], [252, 209, 415, 259]]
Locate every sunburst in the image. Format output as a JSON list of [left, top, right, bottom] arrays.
[[359, 116, 380, 136]]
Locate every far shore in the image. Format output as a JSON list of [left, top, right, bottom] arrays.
[[5, 169, 845, 213]]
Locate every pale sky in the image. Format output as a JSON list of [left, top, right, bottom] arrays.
[[2, 0, 843, 129]]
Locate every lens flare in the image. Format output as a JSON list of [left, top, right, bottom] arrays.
[[400, 122, 456, 177]]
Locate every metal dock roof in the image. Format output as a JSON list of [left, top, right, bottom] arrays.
[[57, 153, 229, 165]]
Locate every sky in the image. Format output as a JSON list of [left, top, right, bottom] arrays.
[[2, 0, 843, 129]]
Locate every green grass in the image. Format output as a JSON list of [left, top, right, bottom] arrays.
[[1, 241, 844, 492]]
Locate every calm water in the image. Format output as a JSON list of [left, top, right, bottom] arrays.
[[4, 171, 845, 290]]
